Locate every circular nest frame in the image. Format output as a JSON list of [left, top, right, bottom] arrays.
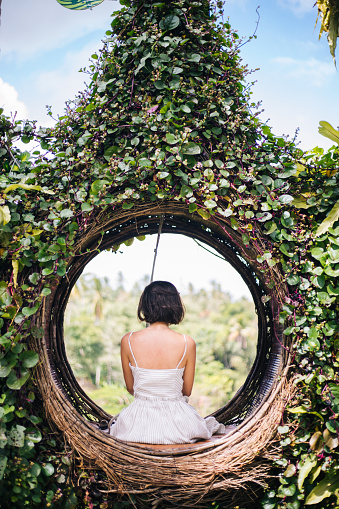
[[32, 202, 292, 508]]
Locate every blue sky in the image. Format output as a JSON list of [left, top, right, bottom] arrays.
[[0, 0, 337, 297], [1, 0, 336, 149]]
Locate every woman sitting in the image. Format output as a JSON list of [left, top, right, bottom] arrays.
[[109, 280, 235, 444]]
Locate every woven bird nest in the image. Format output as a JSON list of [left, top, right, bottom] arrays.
[[32, 202, 292, 508]]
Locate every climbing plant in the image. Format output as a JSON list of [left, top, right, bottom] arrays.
[[0, 0, 338, 507]]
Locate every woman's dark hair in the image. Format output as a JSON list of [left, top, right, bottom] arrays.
[[137, 281, 185, 325]]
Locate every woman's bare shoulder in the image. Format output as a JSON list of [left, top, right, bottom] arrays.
[[184, 334, 196, 349], [121, 331, 134, 346]]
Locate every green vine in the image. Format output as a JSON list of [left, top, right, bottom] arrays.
[[0, 0, 338, 507]]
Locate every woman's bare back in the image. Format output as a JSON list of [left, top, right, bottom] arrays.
[[128, 324, 189, 369]]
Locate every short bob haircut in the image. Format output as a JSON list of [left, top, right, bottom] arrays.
[[137, 281, 185, 325]]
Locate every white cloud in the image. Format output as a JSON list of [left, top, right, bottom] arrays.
[[272, 56, 335, 87], [25, 41, 101, 126], [0, 78, 29, 120], [0, 0, 119, 59], [277, 0, 314, 16]]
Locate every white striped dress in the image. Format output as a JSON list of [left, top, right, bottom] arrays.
[[109, 333, 227, 444]]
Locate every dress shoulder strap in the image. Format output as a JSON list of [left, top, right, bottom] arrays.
[[128, 332, 138, 367], [176, 334, 187, 369]]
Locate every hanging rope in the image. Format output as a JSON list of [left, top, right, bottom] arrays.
[[150, 215, 164, 284], [146, 215, 164, 328]]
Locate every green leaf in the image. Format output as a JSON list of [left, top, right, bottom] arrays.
[[279, 194, 293, 205], [124, 238, 134, 247], [280, 243, 293, 258], [287, 275, 300, 285], [324, 266, 339, 277], [180, 185, 193, 198], [180, 104, 191, 113], [261, 501, 276, 509], [22, 302, 40, 317], [328, 383, 339, 403], [187, 53, 201, 63], [288, 405, 324, 421], [318, 120, 339, 145], [298, 454, 318, 490], [197, 208, 210, 220], [0, 205, 11, 226], [189, 203, 197, 213], [3, 183, 54, 195], [316, 202, 339, 237], [291, 195, 313, 209], [103, 146, 118, 160], [278, 425, 289, 434], [30, 463, 42, 477], [311, 247, 324, 260], [20, 351, 39, 368], [42, 463, 55, 476], [122, 203, 134, 210], [160, 102, 171, 114], [278, 484, 296, 497], [26, 429, 42, 443], [159, 14, 180, 31], [158, 172, 169, 179], [165, 133, 178, 145], [6, 371, 30, 390], [181, 142, 201, 155], [81, 202, 93, 212], [154, 80, 166, 90], [60, 208, 74, 219], [8, 425, 26, 447], [90, 179, 109, 195], [204, 199, 217, 209], [28, 273, 40, 285], [0, 364, 11, 378], [326, 420, 339, 433], [0, 282, 12, 307], [305, 472, 339, 505]]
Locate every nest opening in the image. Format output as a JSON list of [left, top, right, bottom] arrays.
[[33, 205, 290, 506]]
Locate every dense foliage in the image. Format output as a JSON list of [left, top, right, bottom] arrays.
[[0, 0, 339, 507]]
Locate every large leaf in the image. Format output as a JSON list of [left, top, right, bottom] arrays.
[[3, 183, 54, 195], [0, 205, 10, 225], [298, 454, 318, 490], [6, 371, 30, 390], [318, 121, 339, 145], [316, 2, 339, 63], [291, 195, 314, 209], [305, 472, 339, 505], [56, 0, 104, 9], [181, 142, 201, 155], [8, 425, 26, 447], [159, 14, 180, 31], [20, 351, 39, 368], [316, 202, 339, 236]]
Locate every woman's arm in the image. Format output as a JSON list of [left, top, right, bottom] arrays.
[[120, 333, 134, 395], [182, 336, 196, 397]]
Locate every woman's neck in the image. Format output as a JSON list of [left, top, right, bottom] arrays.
[[148, 321, 170, 328]]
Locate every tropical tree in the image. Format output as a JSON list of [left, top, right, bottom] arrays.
[[316, 0, 339, 63]]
